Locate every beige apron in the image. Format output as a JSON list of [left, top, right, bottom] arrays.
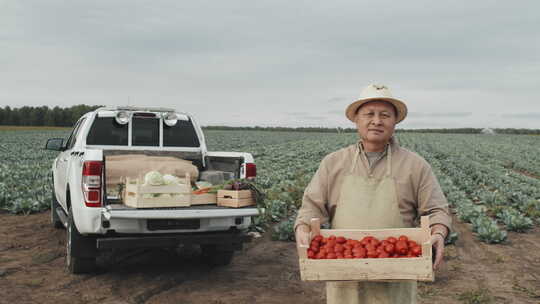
[[326, 143, 416, 304]]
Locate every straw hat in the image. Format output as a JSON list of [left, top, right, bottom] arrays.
[[345, 84, 408, 123]]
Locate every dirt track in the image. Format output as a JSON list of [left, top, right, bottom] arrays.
[[0, 211, 539, 304]]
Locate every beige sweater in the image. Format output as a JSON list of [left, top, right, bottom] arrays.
[[294, 138, 452, 233]]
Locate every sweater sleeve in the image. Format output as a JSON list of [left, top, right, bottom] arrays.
[[416, 160, 453, 235], [294, 156, 331, 231]]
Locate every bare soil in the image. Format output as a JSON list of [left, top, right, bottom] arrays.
[[0, 212, 539, 304]]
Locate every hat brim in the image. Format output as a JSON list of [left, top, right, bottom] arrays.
[[345, 97, 408, 123]]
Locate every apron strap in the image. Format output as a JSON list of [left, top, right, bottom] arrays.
[[385, 143, 392, 177], [350, 143, 361, 174]]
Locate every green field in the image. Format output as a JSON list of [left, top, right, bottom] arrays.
[[1, 129, 539, 244]]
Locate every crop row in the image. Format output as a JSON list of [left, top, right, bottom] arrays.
[[1, 130, 538, 245]]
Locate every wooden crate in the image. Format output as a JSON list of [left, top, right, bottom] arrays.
[[124, 176, 191, 208], [217, 190, 255, 208], [191, 192, 217, 205], [297, 216, 434, 282]]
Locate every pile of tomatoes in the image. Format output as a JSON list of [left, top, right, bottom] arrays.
[[307, 235, 423, 259]]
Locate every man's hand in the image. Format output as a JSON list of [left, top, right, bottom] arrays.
[[295, 224, 311, 247], [431, 233, 445, 270]]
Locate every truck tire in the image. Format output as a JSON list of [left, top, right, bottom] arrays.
[[66, 208, 97, 274], [51, 190, 64, 229], [201, 244, 234, 266]]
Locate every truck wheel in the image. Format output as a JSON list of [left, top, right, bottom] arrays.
[[66, 208, 96, 274], [51, 190, 64, 229], [201, 245, 234, 266]]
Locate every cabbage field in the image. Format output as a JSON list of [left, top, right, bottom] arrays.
[[1, 129, 539, 245]]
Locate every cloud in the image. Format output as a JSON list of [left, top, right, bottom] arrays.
[[327, 97, 347, 103], [501, 113, 540, 119], [408, 112, 473, 118], [287, 112, 328, 121], [1, 1, 540, 129]]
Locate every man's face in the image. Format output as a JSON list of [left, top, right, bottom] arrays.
[[355, 100, 397, 145]]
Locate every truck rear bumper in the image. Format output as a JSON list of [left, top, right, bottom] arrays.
[[96, 229, 250, 250]]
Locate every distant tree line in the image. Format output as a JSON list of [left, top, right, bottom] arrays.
[[1, 105, 539, 135], [0, 105, 102, 127], [204, 126, 540, 135], [203, 125, 358, 133], [396, 128, 540, 135]]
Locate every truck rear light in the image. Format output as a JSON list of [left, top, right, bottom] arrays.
[[245, 163, 256, 179], [85, 190, 100, 202], [82, 161, 103, 207]]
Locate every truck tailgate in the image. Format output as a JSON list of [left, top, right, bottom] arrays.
[[102, 205, 261, 220]]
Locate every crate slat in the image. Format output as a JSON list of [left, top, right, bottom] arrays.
[[191, 193, 217, 205]]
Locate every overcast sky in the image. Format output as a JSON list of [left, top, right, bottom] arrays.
[[1, 0, 539, 128]]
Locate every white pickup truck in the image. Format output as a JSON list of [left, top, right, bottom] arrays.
[[45, 106, 260, 274]]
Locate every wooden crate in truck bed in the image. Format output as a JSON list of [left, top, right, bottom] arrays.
[[123, 176, 191, 208], [297, 216, 434, 282], [217, 190, 255, 208]]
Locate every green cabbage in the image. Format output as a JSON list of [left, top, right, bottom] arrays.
[[144, 171, 164, 186]]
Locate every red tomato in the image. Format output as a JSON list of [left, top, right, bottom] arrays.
[[327, 240, 336, 248], [411, 246, 422, 256], [376, 246, 385, 254], [313, 235, 323, 242], [344, 249, 352, 256], [367, 250, 378, 258], [334, 244, 344, 253], [380, 240, 389, 247], [391, 253, 399, 258], [353, 248, 367, 258], [395, 240, 408, 255], [343, 244, 353, 250], [344, 254, 353, 259], [319, 248, 328, 256], [336, 236, 347, 244], [387, 237, 397, 244], [336, 253, 344, 259], [384, 244, 395, 254], [378, 251, 390, 258], [328, 235, 336, 241], [398, 235, 409, 242], [360, 238, 370, 247], [365, 244, 376, 252], [316, 252, 326, 259], [327, 253, 337, 259], [369, 239, 380, 247], [408, 240, 418, 248]]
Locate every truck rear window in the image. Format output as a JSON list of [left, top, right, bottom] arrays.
[[163, 119, 200, 147], [86, 114, 200, 147], [86, 117, 128, 146], [132, 117, 159, 146]]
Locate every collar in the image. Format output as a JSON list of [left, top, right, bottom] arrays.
[[358, 136, 399, 155]]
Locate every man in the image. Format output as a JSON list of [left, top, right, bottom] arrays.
[[295, 84, 452, 304]]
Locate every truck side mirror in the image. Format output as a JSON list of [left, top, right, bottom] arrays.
[[45, 138, 65, 151]]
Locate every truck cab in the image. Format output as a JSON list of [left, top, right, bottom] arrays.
[[45, 106, 260, 273]]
